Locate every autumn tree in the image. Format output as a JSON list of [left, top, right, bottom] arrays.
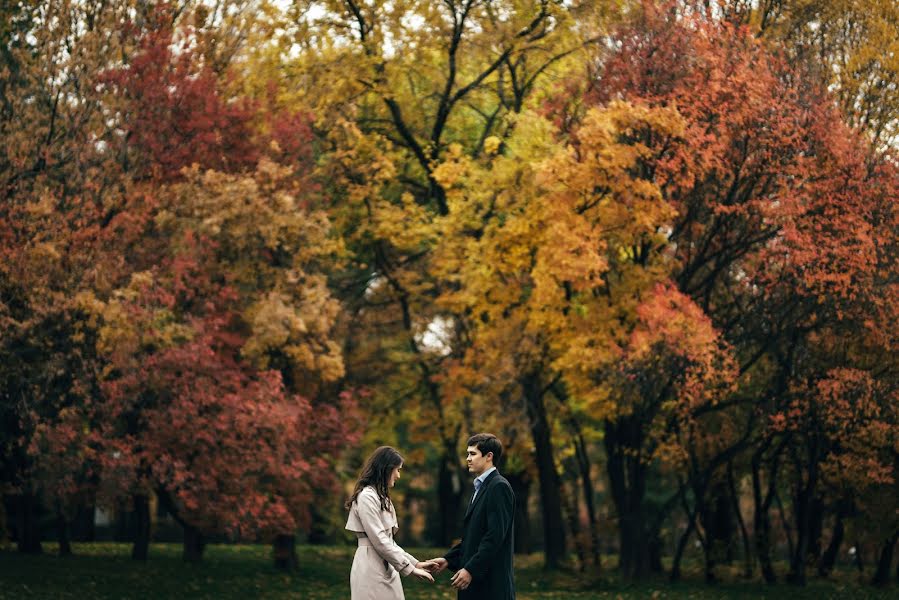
[[0, 0, 154, 555], [284, 0, 611, 563], [581, 2, 899, 582]]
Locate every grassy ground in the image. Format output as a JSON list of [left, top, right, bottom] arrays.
[[0, 542, 893, 599]]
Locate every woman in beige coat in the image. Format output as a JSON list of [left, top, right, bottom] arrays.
[[346, 446, 435, 599]]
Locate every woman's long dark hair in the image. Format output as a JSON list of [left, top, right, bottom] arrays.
[[346, 446, 403, 512]]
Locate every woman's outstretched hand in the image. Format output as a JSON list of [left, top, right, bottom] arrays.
[[416, 560, 439, 572], [411, 567, 435, 582]]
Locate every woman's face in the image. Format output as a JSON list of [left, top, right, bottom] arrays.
[[389, 463, 403, 487]]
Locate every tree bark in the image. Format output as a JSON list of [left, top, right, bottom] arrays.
[[727, 460, 753, 578], [56, 511, 71, 557], [572, 422, 601, 570], [605, 416, 651, 580], [709, 481, 736, 564], [872, 532, 899, 587], [751, 443, 780, 584], [71, 503, 96, 542], [154, 488, 204, 563], [12, 493, 42, 554], [807, 496, 824, 564], [561, 467, 586, 571], [523, 372, 566, 569], [695, 483, 718, 583], [183, 523, 205, 563], [273, 534, 299, 571], [787, 439, 818, 586], [670, 499, 698, 582], [505, 469, 531, 555], [436, 443, 464, 547], [131, 494, 151, 561], [817, 506, 846, 577]]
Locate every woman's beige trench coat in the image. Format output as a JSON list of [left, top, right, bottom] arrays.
[[345, 486, 419, 600]]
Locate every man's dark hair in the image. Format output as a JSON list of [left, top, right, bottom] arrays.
[[467, 433, 503, 466]]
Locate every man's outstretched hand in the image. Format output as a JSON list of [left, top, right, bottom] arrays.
[[450, 567, 472, 590], [416, 560, 440, 573], [426, 557, 449, 574]]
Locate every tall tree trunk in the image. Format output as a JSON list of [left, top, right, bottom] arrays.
[[571, 422, 601, 570], [71, 503, 96, 542], [787, 440, 818, 586], [155, 488, 203, 563], [727, 460, 753, 578], [807, 496, 824, 564], [694, 481, 718, 583], [56, 510, 71, 557], [854, 539, 865, 574], [872, 532, 899, 587], [648, 522, 664, 573], [12, 493, 42, 554], [131, 494, 151, 561], [523, 372, 566, 569], [561, 467, 587, 571], [775, 491, 795, 569], [505, 470, 531, 555], [183, 523, 205, 563], [436, 443, 464, 547], [709, 481, 736, 564], [751, 444, 780, 584], [273, 534, 299, 571], [817, 506, 846, 577], [605, 416, 650, 580], [113, 502, 129, 542], [670, 498, 698, 582]]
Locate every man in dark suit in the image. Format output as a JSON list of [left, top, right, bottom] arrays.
[[429, 433, 515, 599]]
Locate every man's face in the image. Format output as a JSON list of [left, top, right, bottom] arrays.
[[466, 445, 492, 476]]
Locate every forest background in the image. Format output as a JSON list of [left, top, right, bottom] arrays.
[[1, 0, 898, 590]]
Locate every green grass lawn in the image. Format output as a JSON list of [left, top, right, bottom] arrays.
[[0, 543, 892, 599]]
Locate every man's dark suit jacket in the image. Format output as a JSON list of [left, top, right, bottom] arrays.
[[444, 469, 515, 600]]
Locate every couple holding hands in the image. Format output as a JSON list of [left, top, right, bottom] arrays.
[[345, 433, 515, 600]]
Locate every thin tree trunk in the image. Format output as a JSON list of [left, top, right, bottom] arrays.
[[56, 510, 71, 557], [436, 443, 464, 547], [817, 508, 845, 577], [775, 491, 795, 567], [505, 470, 531, 555], [131, 494, 151, 561], [670, 493, 698, 582], [555, 383, 601, 570], [648, 520, 664, 574], [787, 440, 818, 586], [273, 534, 299, 571], [695, 476, 725, 583], [854, 539, 865, 574], [751, 443, 780, 584], [72, 503, 96, 542], [523, 372, 566, 569], [727, 460, 753, 578], [872, 532, 899, 587], [183, 523, 205, 563], [155, 488, 203, 563], [808, 496, 824, 564], [572, 424, 601, 570], [561, 466, 586, 571], [13, 493, 42, 554], [605, 416, 650, 580]]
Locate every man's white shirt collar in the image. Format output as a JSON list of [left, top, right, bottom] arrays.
[[475, 466, 497, 487]]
